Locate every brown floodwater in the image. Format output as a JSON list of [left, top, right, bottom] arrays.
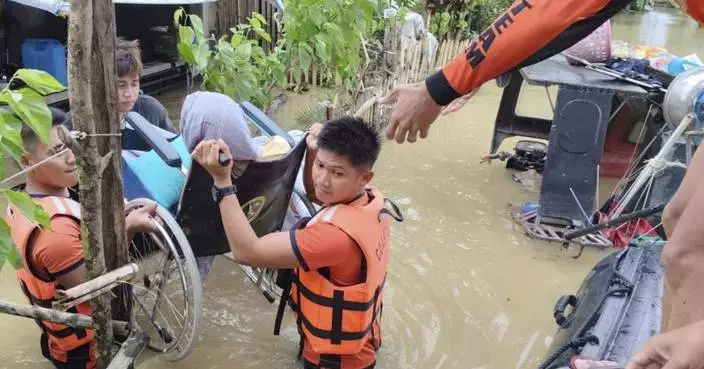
[[1, 6, 702, 369]]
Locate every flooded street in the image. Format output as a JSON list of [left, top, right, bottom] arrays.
[[1, 6, 703, 369]]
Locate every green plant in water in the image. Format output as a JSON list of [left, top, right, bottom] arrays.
[[174, 8, 287, 109], [428, 0, 513, 40], [0, 69, 65, 270], [279, 0, 385, 90]]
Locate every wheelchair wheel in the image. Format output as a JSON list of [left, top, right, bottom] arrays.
[[124, 199, 202, 362]]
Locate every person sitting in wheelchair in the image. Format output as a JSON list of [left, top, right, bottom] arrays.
[[4, 107, 158, 369], [191, 116, 400, 369], [179, 91, 294, 278]]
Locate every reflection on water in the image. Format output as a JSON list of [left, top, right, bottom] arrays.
[[1, 6, 702, 369]]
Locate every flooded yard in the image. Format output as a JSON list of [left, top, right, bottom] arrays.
[[1, 6, 702, 369]]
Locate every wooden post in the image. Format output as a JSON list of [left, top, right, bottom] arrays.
[[67, 0, 124, 367]]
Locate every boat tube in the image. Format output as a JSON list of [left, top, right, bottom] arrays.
[[538, 235, 664, 369]]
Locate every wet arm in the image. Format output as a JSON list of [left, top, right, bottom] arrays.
[[426, 0, 630, 105], [660, 182, 704, 332], [214, 177, 302, 268]]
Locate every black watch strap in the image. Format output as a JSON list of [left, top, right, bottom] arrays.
[[212, 184, 237, 203]]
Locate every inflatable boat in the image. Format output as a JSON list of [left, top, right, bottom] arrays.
[[538, 235, 664, 369]]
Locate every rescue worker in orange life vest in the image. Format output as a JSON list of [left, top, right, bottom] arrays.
[[5, 107, 159, 369], [191, 116, 402, 369]]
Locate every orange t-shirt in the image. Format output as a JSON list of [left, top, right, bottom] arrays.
[[292, 203, 381, 369], [31, 216, 85, 281]]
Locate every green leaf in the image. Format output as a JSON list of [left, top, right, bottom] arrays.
[[0, 218, 13, 271], [2, 189, 50, 228], [7, 246, 23, 269], [253, 12, 267, 25], [195, 42, 211, 70], [217, 39, 236, 60], [235, 42, 253, 61], [1, 136, 24, 163], [0, 88, 51, 143], [173, 7, 185, 26], [188, 14, 205, 38], [230, 34, 244, 48], [251, 17, 262, 30], [14, 69, 65, 95], [298, 45, 312, 72], [177, 42, 197, 65], [254, 27, 272, 42], [179, 26, 195, 45]]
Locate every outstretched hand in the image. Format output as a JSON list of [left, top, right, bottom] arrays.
[[378, 82, 442, 144], [626, 319, 704, 369], [125, 202, 158, 235], [441, 88, 480, 116]]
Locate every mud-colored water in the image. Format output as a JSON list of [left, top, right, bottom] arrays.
[[1, 6, 702, 369]]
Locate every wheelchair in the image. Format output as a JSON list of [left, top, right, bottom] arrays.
[[118, 102, 317, 363]]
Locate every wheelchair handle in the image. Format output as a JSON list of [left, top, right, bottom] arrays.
[[218, 151, 232, 167]]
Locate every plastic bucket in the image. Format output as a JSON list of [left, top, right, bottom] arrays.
[[21, 39, 68, 86], [565, 20, 612, 65]]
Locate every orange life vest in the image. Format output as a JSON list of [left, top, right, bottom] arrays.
[[5, 195, 94, 366], [281, 186, 400, 358]]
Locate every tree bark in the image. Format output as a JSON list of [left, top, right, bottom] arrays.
[[91, 0, 130, 326], [67, 0, 124, 367]]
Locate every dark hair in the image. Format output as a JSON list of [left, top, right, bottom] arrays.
[[20, 107, 68, 152], [116, 37, 144, 78], [317, 116, 381, 169]]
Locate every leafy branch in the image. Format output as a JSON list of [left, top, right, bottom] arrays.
[[0, 69, 65, 270], [174, 8, 286, 109]]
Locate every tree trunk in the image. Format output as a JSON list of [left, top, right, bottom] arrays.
[[67, 0, 124, 367], [91, 0, 130, 326]]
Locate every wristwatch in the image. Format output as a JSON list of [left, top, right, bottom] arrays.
[[211, 184, 237, 204]]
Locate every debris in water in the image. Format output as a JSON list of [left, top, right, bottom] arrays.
[[512, 169, 543, 193]]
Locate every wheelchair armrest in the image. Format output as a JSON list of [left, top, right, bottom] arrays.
[[124, 112, 182, 168], [240, 101, 296, 147]]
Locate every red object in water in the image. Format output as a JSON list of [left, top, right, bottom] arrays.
[[594, 200, 658, 248]]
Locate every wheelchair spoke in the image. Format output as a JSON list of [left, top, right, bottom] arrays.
[[124, 199, 202, 362]]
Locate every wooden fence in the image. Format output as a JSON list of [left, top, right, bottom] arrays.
[[347, 34, 470, 125], [215, 0, 282, 51]]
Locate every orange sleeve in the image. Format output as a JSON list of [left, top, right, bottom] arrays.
[[32, 216, 84, 278], [291, 223, 357, 271], [427, 0, 630, 105]]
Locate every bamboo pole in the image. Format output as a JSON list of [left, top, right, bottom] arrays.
[[0, 299, 93, 328], [57, 263, 139, 301], [0, 299, 131, 336]]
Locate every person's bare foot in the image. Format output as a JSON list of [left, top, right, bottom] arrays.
[[570, 357, 624, 369]]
